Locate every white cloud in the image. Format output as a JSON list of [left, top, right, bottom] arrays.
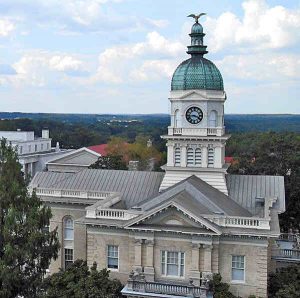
[[0, 19, 15, 37], [217, 53, 300, 82], [94, 31, 185, 83], [11, 51, 87, 86], [205, 0, 300, 52]]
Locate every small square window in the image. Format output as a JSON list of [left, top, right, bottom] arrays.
[[107, 245, 119, 270]]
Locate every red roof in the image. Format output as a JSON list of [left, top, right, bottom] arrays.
[[88, 144, 108, 156], [225, 156, 234, 163]]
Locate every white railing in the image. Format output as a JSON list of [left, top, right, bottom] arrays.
[[168, 127, 225, 137], [35, 187, 113, 200], [207, 216, 270, 230], [86, 208, 140, 220], [272, 249, 300, 260]]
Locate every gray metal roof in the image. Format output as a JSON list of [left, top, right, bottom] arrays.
[[31, 169, 164, 208], [30, 172, 74, 188], [226, 175, 285, 214], [138, 175, 252, 217]]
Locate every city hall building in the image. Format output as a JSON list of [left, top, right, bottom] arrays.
[[30, 18, 285, 298]]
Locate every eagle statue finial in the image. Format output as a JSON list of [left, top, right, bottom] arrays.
[[187, 13, 206, 23]]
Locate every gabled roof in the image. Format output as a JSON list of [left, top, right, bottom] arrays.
[[226, 175, 285, 214], [125, 193, 222, 235], [137, 175, 251, 217], [46, 147, 100, 166]]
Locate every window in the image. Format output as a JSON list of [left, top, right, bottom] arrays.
[[208, 147, 214, 168], [35, 144, 38, 152], [187, 148, 194, 166], [232, 255, 245, 282], [28, 145, 31, 152], [161, 251, 185, 277], [209, 110, 217, 127], [64, 217, 74, 240], [107, 245, 119, 270], [41, 144, 44, 150], [64, 248, 73, 269], [47, 143, 50, 150], [174, 147, 181, 166], [19, 146, 23, 154]]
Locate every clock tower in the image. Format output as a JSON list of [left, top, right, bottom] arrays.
[[160, 16, 230, 194]]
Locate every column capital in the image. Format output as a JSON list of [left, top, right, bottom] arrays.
[[202, 244, 213, 250], [134, 239, 143, 245], [145, 239, 154, 246]]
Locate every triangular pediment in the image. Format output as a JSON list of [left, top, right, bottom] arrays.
[[125, 201, 221, 235], [179, 91, 206, 100], [47, 147, 100, 165]]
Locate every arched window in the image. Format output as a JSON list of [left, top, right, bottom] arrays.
[[63, 217, 74, 269], [187, 148, 194, 166], [174, 109, 180, 128], [64, 217, 74, 240], [195, 148, 202, 166], [174, 147, 181, 166], [209, 110, 218, 127], [208, 147, 214, 168]]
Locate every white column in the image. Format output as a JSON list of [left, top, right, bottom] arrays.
[[181, 145, 187, 167], [202, 146, 208, 168], [214, 146, 222, 168], [167, 143, 174, 167]]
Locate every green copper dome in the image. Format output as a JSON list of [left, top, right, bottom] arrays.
[[171, 56, 224, 91], [191, 22, 203, 34], [171, 17, 224, 91]]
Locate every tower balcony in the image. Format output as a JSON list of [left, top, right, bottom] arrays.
[[168, 127, 225, 137]]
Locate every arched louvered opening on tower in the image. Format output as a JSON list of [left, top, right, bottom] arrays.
[[208, 147, 215, 168], [174, 147, 181, 166], [195, 148, 202, 165], [187, 148, 194, 166]]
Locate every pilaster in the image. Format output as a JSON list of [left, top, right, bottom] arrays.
[[189, 243, 201, 286], [144, 240, 155, 281], [202, 244, 212, 273], [167, 143, 174, 167], [202, 146, 208, 168], [133, 239, 143, 272]]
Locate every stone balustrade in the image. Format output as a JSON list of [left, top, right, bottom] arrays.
[[206, 215, 270, 230], [123, 272, 209, 298], [86, 208, 140, 220], [272, 248, 300, 261], [168, 127, 225, 137], [34, 187, 113, 200]]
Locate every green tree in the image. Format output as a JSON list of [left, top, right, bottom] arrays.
[[268, 265, 300, 298], [89, 154, 128, 170], [41, 259, 123, 298], [227, 132, 300, 231], [0, 139, 59, 298], [209, 273, 237, 298]]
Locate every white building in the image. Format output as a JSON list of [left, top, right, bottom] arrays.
[[0, 129, 72, 177]]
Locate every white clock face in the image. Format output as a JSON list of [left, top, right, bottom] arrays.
[[185, 106, 203, 124]]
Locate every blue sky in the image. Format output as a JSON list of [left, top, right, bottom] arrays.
[[0, 0, 300, 114]]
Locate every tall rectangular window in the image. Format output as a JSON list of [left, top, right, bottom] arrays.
[[35, 144, 38, 152], [161, 251, 185, 277], [232, 255, 245, 282], [107, 245, 119, 270], [64, 248, 73, 269]]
